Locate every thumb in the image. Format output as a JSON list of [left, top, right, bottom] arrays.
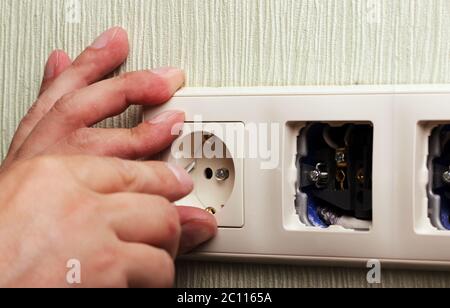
[[176, 206, 218, 255]]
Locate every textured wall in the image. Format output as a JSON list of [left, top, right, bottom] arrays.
[[1, 0, 450, 287]]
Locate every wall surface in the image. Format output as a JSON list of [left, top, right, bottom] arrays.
[[1, 0, 450, 287]]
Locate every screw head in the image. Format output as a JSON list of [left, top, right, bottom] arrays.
[[443, 171, 450, 184], [215, 168, 230, 181], [205, 207, 217, 215], [309, 170, 320, 182], [335, 152, 346, 164], [308, 165, 329, 188]]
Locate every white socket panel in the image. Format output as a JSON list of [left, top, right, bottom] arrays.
[[144, 85, 450, 269]]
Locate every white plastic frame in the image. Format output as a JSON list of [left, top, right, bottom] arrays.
[[143, 85, 450, 269]]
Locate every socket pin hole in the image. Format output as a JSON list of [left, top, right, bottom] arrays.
[[204, 168, 213, 180]]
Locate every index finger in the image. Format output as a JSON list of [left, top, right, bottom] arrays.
[[18, 69, 184, 158]]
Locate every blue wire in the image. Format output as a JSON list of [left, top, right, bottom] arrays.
[[307, 198, 328, 228]]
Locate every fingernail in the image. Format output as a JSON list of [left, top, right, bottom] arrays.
[[171, 122, 184, 136], [167, 163, 194, 190], [151, 67, 183, 78], [179, 222, 215, 254], [151, 67, 186, 93], [91, 27, 120, 49], [148, 110, 183, 125], [44, 51, 60, 79]]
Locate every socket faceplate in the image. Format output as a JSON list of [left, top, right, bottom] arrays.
[[161, 123, 245, 228], [143, 85, 450, 269]]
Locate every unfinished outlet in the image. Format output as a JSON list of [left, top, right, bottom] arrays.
[[295, 122, 373, 230], [427, 124, 450, 231], [162, 123, 245, 228], [141, 86, 450, 267]]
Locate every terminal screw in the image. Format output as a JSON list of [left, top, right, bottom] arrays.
[[205, 207, 217, 215], [309, 170, 321, 182], [308, 163, 329, 188], [335, 149, 347, 168], [443, 169, 450, 184], [215, 168, 230, 181]]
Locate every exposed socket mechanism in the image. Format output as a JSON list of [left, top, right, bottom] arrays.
[[295, 123, 373, 230], [428, 125, 450, 230]]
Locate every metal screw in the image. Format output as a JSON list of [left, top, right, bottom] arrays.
[[309, 170, 320, 182], [335, 151, 346, 164], [308, 163, 329, 188], [443, 170, 450, 184], [205, 207, 217, 215], [215, 168, 230, 181]]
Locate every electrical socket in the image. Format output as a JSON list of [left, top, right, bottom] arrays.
[[143, 85, 450, 269], [160, 123, 245, 228], [293, 122, 373, 231]]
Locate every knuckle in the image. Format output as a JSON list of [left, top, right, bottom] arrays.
[[70, 59, 94, 87], [109, 158, 138, 189], [146, 162, 173, 189], [51, 90, 92, 128], [64, 128, 93, 152], [50, 92, 81, 124], [53, 92, 75, 114], [121, 71, 173, 103]]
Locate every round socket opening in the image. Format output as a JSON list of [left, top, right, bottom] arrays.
[[204, 168, 214, 180]]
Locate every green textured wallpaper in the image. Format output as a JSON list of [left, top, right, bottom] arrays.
[[1, 0, 450, 287]]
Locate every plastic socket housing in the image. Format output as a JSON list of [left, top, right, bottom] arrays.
[[143, 85, 450, 269]]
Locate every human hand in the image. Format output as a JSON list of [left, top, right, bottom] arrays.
[[0, 27, 217, 287], [0, 155, 214, 287], [2, 27, 187, 168]]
